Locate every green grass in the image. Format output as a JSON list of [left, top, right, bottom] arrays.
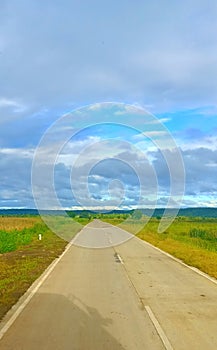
[[0, 223, 48, 253], [0, 216, 90, 321], [135, 218, 217, 252], [1, 213, 216, 321], [101, 215, 217, 279]]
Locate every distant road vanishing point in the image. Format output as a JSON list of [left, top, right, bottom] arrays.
[[0, 220, 216, 349]]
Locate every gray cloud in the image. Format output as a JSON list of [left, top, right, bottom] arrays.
[[0, 148, 33, 207], [1, 1, 217, 115], [151, 147, 217, 198], [0, 141, 217, 208], [1, 2, 217, 208]]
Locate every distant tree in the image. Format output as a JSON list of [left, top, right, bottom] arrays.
[[133, 210, 143, 220]]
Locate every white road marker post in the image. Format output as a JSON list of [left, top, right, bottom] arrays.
[[38, 234, 42, 241]]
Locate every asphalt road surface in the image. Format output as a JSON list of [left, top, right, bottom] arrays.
[[0, 220, 216, 349]]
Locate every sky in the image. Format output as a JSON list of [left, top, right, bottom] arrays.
[[0, 0, 217, 210]]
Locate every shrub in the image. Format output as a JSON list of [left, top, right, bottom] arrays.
[[189, 228, 216, 241]]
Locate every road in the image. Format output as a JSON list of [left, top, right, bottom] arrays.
[[0, 219, 216, 349]]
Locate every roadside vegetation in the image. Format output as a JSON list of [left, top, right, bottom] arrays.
[[101, 214, 217, 279], [0, 215, 89, 321], [0, 216, 41, 232], [0, 212, 216, 321]]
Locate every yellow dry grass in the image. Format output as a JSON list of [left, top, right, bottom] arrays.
[[0, 217, 41, 231], [137, 232, 217, 279], [102, 217, 217, 279]]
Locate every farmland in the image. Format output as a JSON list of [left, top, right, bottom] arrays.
[[0, 216, 41, 231]]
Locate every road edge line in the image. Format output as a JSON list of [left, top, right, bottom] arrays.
[[136, 237, 217, 285], [100, 220, 217, 285], [0, 232, 81, 341]]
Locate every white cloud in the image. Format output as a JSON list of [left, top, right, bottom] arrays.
[[159, 118, 171, 123], [0, 97, 27, 112], [179, 135, 217, 151], [1, 1, 217, 114], [87, 103, 105, 111], [0, 147, 34, 158], [114, 104, 145, 115], [133, 130, 168, 140], [0, 1, 217, 209]]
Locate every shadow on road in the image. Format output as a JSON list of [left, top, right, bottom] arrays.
[[1, 292, 126, 350]]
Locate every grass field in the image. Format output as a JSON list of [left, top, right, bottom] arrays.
[[101, 215, 217, 279], [0, 216, 89, 321], [0, 216, 41, 231], [0, 213, 216, 321]]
